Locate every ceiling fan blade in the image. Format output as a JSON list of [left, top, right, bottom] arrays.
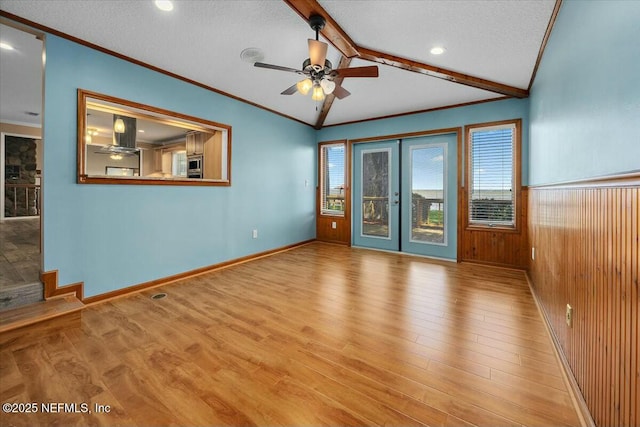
[[254, 62, 304, 74], [332, 66, 379, 78], [308, 39, 328, 67], [281, 83, 299, 95], [332, 84, 351, 100]]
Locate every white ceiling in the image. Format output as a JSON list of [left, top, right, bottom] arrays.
[[0, 22, 42, 126], [0, 0, 557, 128]]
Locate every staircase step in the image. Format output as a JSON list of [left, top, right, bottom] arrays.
[[0, 295, 84, 333], [0, 281, 43, 312]]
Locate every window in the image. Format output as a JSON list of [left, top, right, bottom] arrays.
[[172, 151, 187, 177], [467, 120, 520, 228], [320, 142, 346, 216]]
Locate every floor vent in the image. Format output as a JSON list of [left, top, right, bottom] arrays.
[[151, 293, 167, 300]]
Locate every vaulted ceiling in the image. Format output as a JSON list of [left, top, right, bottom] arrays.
[[0, 0, 558, 129]]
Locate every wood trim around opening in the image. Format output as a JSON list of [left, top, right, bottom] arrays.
[[347, 127, 463, 257], [459, 119, 528, 269], [463, 118, 522, 233], [77, 88, 233, 187], [316, 140, 351, 245]]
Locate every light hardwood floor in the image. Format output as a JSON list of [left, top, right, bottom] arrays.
[[0, 242, 580, 426]]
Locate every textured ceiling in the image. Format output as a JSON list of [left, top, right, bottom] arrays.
[[0, 0, 557, 128], [0, 22, 42, 126]]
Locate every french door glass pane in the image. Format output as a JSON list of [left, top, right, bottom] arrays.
[[411, 145, 445, 244], [361, 150, 389, 238]]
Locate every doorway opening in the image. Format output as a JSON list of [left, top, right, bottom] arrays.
[[0, 21, 45, 311], [351, 131, 460, 260]]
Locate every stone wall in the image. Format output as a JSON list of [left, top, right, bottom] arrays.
[[4, 136, 38, 217]]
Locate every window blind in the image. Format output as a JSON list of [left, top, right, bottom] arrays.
[[469, 125, 515, 226], [320, 143, 345, 216]]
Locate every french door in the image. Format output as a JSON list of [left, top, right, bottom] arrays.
[[352, 133, 458, 259], [352, 140, 400, 251]]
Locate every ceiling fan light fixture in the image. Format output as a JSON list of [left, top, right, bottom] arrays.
[[320, 79, 335, 95], [311, 84, 325, 101], [308, 39, 328, 68], [296, 78, 313, 95]]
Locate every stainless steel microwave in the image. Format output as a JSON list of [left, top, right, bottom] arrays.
[[187, 155, 202, 172]]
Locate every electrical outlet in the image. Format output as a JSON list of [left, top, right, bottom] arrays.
[[331, 221, 337, 229], [532, 247, 535, 260], [252, 229, 258, 239], [566, 304, 573, 327]]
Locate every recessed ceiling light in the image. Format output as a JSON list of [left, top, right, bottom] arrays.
[[138, 129, 145, 133], [0, 42, 15, 51], [154, 0, 173, 12], [430, 46, 446, 55]]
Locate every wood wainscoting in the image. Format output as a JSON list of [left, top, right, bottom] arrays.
[[316, 212, 351, 245], [528, 173, 639, 427], [316, 140, 351, 245], [459, 187, 529, 269]]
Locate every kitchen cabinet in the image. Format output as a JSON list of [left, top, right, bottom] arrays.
[[154, 149, 163, 172], [186, 132, 205, 155], [161, 151, 172, 174], [203, 132, 222, 180]]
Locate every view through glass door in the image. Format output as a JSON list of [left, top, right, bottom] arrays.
[[352, 141, 399, 251], [352, 133, 458, 259]]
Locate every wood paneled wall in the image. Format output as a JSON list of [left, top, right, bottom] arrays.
[[528, 176, 639, 427], [316, 209, 351, 245], [316, 140, 351, 245], [458, 187, 530, 269]]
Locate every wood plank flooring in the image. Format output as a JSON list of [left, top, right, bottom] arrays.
[[0, 242, 581, 426], [0, 295, 84, 333]]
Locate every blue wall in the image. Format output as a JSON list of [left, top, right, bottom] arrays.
[[44, 0, 637, 298], [43, 35, 316, 298], [317, 97, 530, 185], [317, 98, 528, 259], [529, 0, 640, 185]]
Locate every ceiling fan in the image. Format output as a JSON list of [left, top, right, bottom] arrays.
[[254, 15, 378, 101]]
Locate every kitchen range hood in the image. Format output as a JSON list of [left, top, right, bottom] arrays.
[[97, 114, 138, 154]]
